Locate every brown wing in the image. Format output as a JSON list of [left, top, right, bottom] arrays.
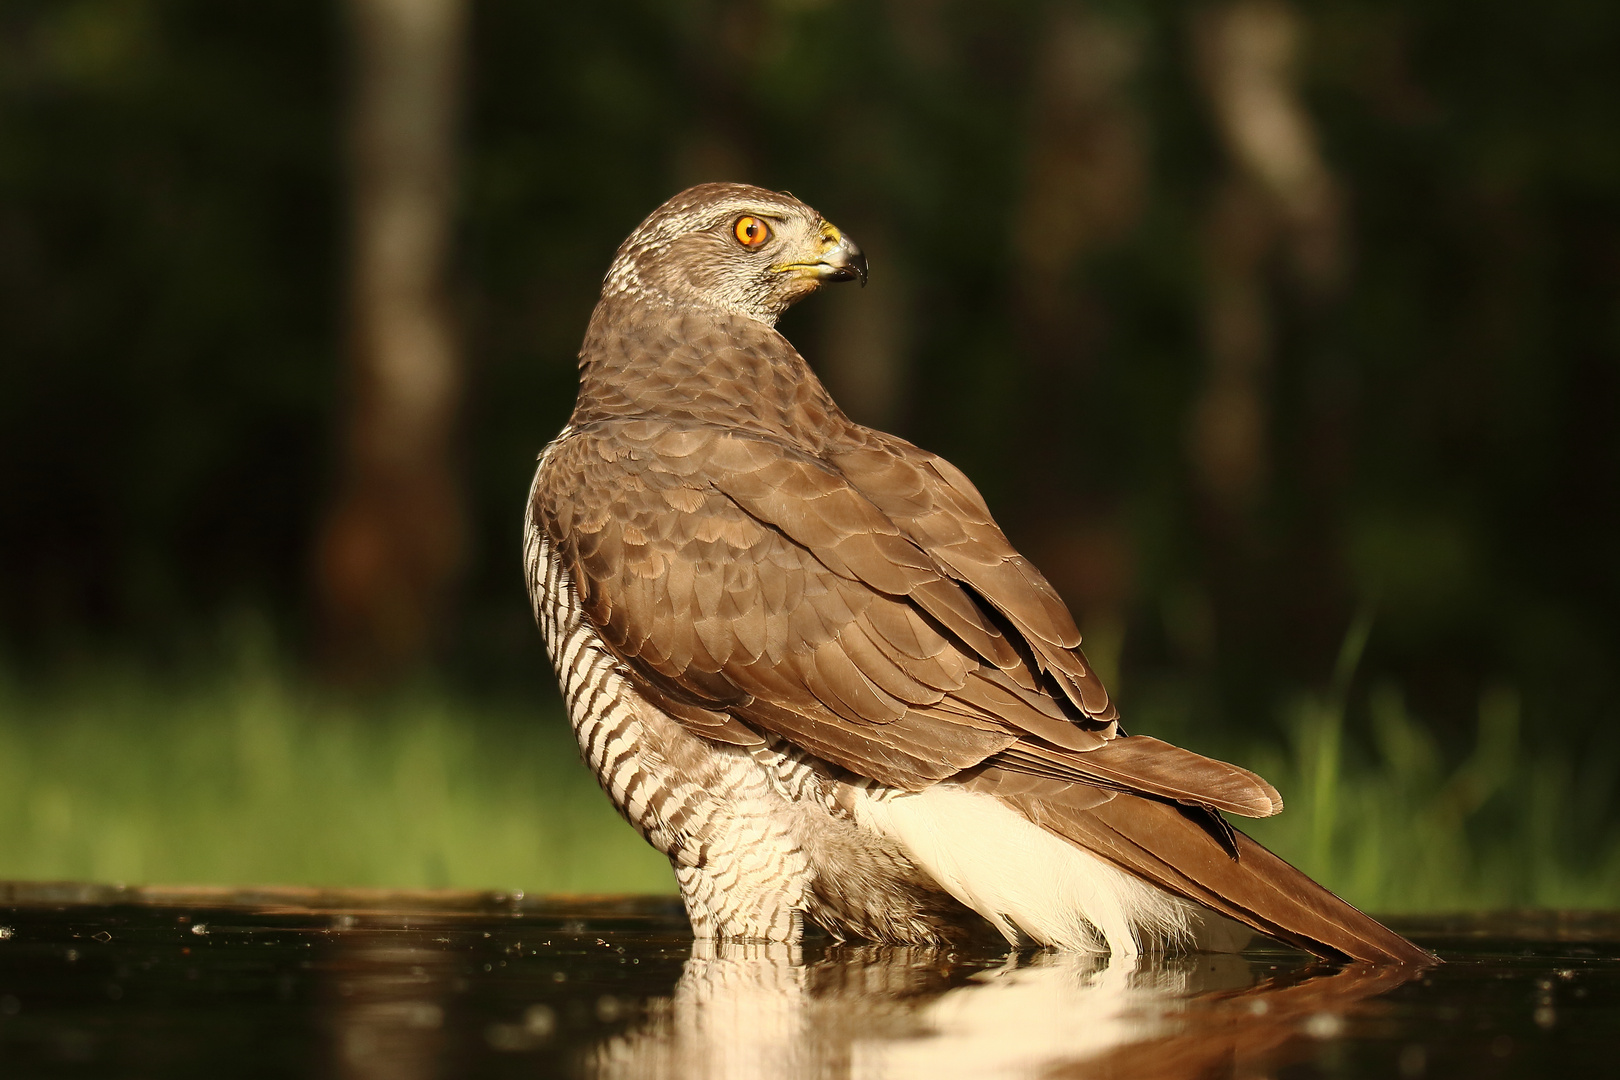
[[536, 421, 1019, 788], [828, 431, 1118, 722], [532, 419, 1275, 815]]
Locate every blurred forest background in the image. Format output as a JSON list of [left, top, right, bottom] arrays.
[[2, 0, 1618, 909]]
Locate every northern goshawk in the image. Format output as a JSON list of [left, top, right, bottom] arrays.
[[525, 183, 1429, 964]]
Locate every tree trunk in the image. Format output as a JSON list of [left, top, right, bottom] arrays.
[[1189, 0, 1345, 520], [315, 0, 468, 681]]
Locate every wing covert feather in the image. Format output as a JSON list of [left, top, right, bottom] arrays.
[[532, 421, 1273, 807], [829, 435, 1118, 723]]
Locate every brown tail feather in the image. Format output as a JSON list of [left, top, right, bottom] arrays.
[[1011, 789, 1435, 965], [992, 735, 1284, 818]]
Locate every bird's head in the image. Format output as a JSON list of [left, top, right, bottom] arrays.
[[602, 182, 866, 325]]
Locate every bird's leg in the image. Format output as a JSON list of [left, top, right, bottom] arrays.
[[665, 768, 813, 944]]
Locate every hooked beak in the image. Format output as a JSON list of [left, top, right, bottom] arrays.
[[816, 229, 868, 287], [778, 225, 868, 287]]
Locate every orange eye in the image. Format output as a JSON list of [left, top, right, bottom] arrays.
[[733, 215, 771, 247]]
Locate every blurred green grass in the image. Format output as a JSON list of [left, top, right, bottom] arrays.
[[1242, 683, 1620, 911], [1235, 615, 1620, 911], [0, 663, 673, 895], [1, 656, 1615, 911]]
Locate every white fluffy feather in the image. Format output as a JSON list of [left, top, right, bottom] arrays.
[[855, 784, 1197, 954]]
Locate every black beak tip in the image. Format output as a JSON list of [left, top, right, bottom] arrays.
[[837, 241, 867, 287], [817, 231, 868, 286]]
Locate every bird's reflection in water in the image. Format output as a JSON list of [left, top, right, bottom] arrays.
[[591, 941, 1417, 1080]]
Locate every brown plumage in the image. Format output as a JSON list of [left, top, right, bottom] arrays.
[[526, 182, 1431, 965]]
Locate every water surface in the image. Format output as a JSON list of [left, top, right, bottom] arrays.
[[0, 883, 1613, 1077]]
